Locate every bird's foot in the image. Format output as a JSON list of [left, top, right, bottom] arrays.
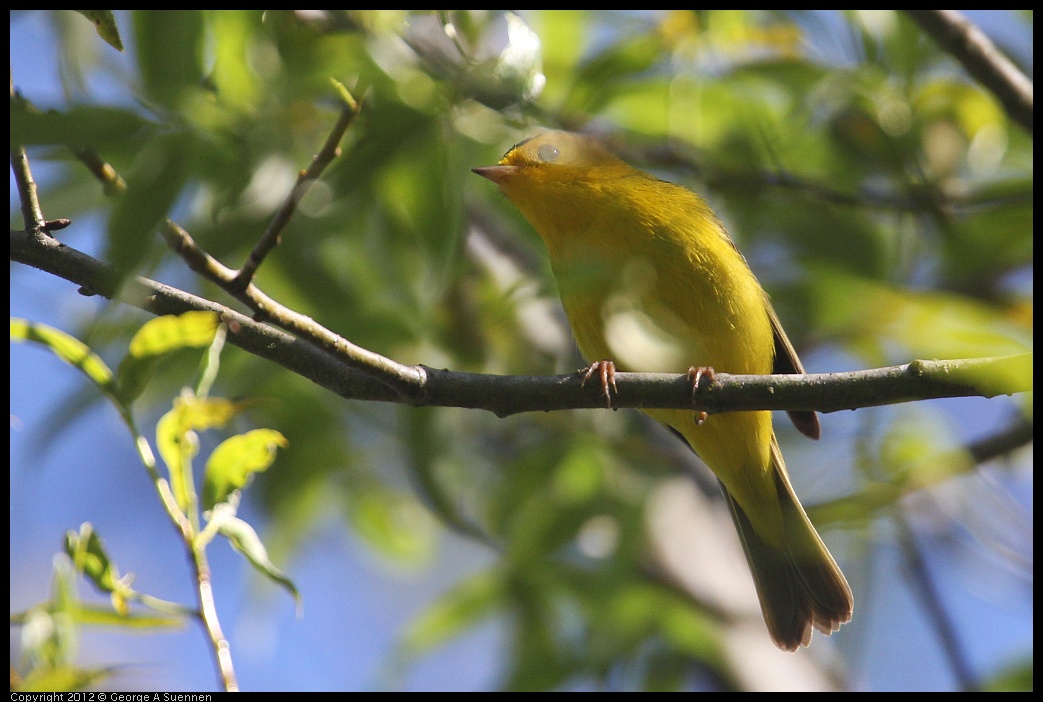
[[687, 366, 716, 425], [580, 359, 618, 409]]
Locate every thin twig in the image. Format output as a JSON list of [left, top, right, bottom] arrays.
[[10, 144, 47, 240], [71, 145, 127, 196], [190, 546, 238, 692], [12, 226, 413, 401], [13, 125, 235, 687], [904, 10, 1033, 134], [232, 87, 362, 292], [10, 82, 48, 240]]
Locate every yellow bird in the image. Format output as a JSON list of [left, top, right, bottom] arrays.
[[474, 131, 852, 651]]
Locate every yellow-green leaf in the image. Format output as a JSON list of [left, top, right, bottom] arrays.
[[218, 515, 299, 604], [72, 604, 184, 629], [128, 311, 220, 358], [63, 523, 132, 614], [74, 10, 125, 52], [156, 394, 242, 510], [118, 311, 220, 402], [133, 10, 204, 110], [346, 488, 437, 563], [11, 318, 116, 396], [203, 429, 288, 510], [9, 104, 152, 147]]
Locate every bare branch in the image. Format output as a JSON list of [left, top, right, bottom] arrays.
[[10, 84, 47, 240], [232, 86, 362, 292]]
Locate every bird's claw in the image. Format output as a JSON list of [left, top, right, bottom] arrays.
[[687, 366, 716, 425], [581, 359, 618, 409]]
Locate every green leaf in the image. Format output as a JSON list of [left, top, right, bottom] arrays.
[[984, 658, 1033, 692], [400, 409, 486, 540], [10, 318, 117, 398], [133, 10, 205, 110], [878, 406, 980, 492], [106, 130, 193, 279], [157, 401, 200, 511], [74, 10, 125, 52], [72, 604, 184, 629], [216, 513, 300, 605], [598, 78, 674, 137], [566, 32, 662, 116], [203, 428, 288, 510], [504, 586, 569, 692], [9, 104, 151, 146], [63, 523, 131, 615], [650, 590, 722, 663], [157, 394, 243, 511], [206, 11, 264, 112], [128, 310, 220, 357], [20, 557, 82, 670], [810, 269, 1033, 366], [117, 311, 219, 402], [400, 569, 503, 655]]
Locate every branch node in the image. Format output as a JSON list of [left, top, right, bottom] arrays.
[[44, 218, 72, 232]]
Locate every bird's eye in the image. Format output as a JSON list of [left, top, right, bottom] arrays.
[[536, 143, 560, 163]]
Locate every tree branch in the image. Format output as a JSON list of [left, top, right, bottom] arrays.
[[232, 85, 362, 292], [904, 10, 1033, 134], [11, 229, 1032, 418], [10, 84, 47, 241], [159, 220, 424, 401]]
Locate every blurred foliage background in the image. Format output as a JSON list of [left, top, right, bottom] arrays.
[[10, 10, 1032, 691]]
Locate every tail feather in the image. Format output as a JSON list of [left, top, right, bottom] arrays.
[[721, 440, 853, 651]]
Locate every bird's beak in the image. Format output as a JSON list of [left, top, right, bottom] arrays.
[[472, 165, 518, 185]]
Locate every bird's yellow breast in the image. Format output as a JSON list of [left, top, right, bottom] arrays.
[[519, 173, 775, 379], [486, 132, 782, 531]]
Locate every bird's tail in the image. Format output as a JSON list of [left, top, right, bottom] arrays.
[[722, 438, 853, 651]]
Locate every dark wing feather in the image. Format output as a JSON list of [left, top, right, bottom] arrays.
[[766, 302, 820, 440]]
